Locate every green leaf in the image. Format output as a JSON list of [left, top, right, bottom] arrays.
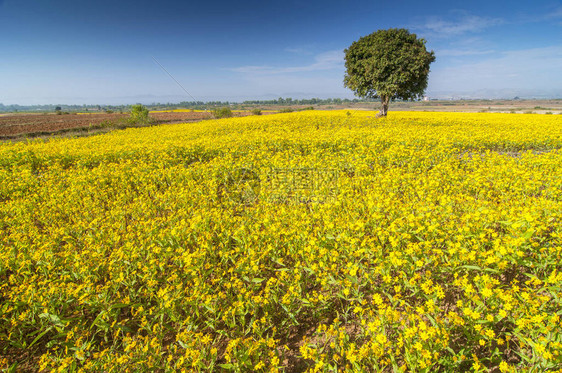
[[29, 326, 53, 348], [7, 361, 19, 373], [110, 303, 131, 310], [39, 313, 64, 327]]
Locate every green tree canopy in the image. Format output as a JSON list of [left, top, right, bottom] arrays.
[[344, 28, 435, 117]]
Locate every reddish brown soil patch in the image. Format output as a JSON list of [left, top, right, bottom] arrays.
[[0, 112, 221, 138], [0, 113, 125, 137], [0, 110, 282, 140]]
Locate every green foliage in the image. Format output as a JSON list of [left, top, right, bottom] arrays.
[[251, 109, 262, 115], [212, 107, 233, 118], [128, 104, 150, 125], [100, 120, 116, 128], [279, 108, 294, 113], [344, 28, 435, 116]]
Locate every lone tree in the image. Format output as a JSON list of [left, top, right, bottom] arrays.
[[344, 28, 435, 117]]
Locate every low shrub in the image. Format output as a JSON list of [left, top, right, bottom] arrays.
[[128, 104, 151, 125], [212, 107, 233, 119]]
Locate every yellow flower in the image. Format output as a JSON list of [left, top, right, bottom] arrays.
[[376, 333, 387, 345], [499, 361, 509, 372]]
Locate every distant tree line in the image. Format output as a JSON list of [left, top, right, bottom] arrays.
[[0, 103, 131, 113], [240, 97, 375, 105], [168, 97, 377, 109], [0, 97, 379, 113]]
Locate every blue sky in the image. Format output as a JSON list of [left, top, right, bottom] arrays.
[[1, 0, 561, 104]]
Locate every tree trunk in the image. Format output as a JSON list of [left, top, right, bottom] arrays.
[[376, 95, 390, 117]]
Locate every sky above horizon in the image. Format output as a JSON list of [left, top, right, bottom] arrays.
[[1, 0, 561, 105]]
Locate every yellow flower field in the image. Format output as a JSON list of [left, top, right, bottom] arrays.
[[1, 111, 561, 372], [148, 109, 277, 114], [149, 109, 209, 113]]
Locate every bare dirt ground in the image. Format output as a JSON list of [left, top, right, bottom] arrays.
[[0, 111, 226, 140]]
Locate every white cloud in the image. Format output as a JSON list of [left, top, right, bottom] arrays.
[[437, 49, 496, 57], [285, 47, 305, 53], [545, 6, 562, 19], [228, 50, 343, 75], [428, 45, 562, 92], [231, 74, 351, 98], [284, 47, 313, 55], [417, 12, 504, 37]]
